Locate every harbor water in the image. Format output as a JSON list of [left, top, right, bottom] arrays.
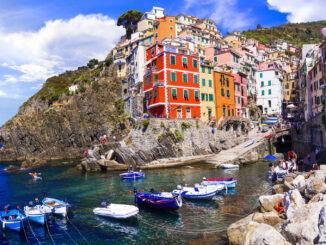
[[0, 161, 271, 244]]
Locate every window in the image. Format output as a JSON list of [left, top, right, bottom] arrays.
[[201, 93, 205, 101], [220, 74, 224, 85], [209, 94, 214, 101], [238, 97, 240, 104], [206, 94, 209, 101], [201, 66, 205, 73], [170, 26, 173, 30], [268, 80, 271, 86], [262, 90, 264, 96], [202, 79, 206, 86], [268, 100, 271, 107], [237, 85, 240, 91], [183, 73, 188, 82], [155, 33, 158, 38], [151, 48, 154, 55], [194, 75, 198, 84], [169, 19, 173, 23], [170, 34, 172, 38], [227, 90, 230, 97], [226, 78, 229, 87], [149, 91, 152, 99], [193, 59, 198, 68], [261, 81, 264, 87], [214, 57, 217, 62], [171, 72, 176, 81], [149, 76, 152, 84], [145, 77, 148, 85], [155, 74, 158, 85], [172, 88, 177, 99], [209, 80, 212, 87], [223, 106, 226, 116], [208, 67, 212, 74], [260, 73, 263, 78], [268, 89, 272, 95], [194, 90, 199, 100], [170, 55, 176, 65], [148, 21, 153, 25], [154, 89, 157, 98], [221, 88, 225, 96], [183, 90, 189, 99], [182, 57, 188, 67]]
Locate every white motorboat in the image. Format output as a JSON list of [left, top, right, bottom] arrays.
[[24, 205, 50, 225], [221, 164, 239, 169], [172, 184, 224, 199], [42, 198, 70, 217], [93, 203, 139, 219]]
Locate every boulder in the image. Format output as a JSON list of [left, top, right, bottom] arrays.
[[315, 204, 326, 244], [81, 158, 101, 172], [87, 150, 101, 160], [304, 171, 326, 199], [291, 175, 305, 190], [274, 153, 285, 160], [4, 165, 20, 172], [227, 213, 254, 245], [282, 194, 326, 244], [272, 184, 291, 194], [259, 194, 283, 213], [242, 222, 290, 245], [252, 211, 284, 228], [283, 189, 305, 220], [105, 149, 114, 160]]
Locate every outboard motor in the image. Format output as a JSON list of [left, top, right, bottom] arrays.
[[150, 188, 155, 194]]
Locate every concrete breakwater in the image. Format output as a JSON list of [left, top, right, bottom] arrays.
[[78, 118, 273, 171], [226, 168, 326, 244]]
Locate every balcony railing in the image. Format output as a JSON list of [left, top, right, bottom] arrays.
[[144, 66, 158, 74]]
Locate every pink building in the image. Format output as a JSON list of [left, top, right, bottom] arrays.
[[258, 43, 266, 51], [309, 59, 323, 117], [234, 72, 248, 118]]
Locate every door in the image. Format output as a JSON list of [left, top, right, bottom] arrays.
[[186, 107, 191, 118], [208, 109, 212, 121], [177, 107, 182, 118]]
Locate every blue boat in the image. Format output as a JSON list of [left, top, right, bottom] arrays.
[[120, 171, 145, 179], [172, 185, 224, 199], [134, 192, 182, 210], [24, 205, 50, 225], [201, 177, 237, 189], [0, 209, 26, 232]]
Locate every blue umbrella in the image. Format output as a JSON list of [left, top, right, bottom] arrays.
[[0, 144, 2, 149], [264, 155, 277, 161]]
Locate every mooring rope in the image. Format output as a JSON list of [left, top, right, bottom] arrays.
[[45, 217, 56, 245], [66, 216, 90, 245], [21, 220, 31, 245], [61, 224, 78, 245], [26, 217, 42, 245]]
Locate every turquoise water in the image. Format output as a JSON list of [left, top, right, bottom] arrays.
[[0, 161, 271, 244]]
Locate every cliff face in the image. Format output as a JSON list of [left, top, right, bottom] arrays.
[[0, 64, 130, 162]]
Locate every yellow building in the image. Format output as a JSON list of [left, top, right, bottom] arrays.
[[200, 62, 216, 122], [283, 72, 291, 101], [223, 35, 241, 48]]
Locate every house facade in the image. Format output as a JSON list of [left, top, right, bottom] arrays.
[[143, 44, 201, 119], [200, 62, 216, 122], [234, 72, 248, 118]]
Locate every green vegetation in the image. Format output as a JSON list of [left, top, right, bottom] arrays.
[[196, 121, 199, 129], [117, 10, 143, 39], [242, 21, 326, 47], [167, 130, 173, 136], [158, 134, 163, 141], [142, 119, 149, 128], [87, 58, 99, 69], [181, 122, 191, 130], [174, 130, 183, 141], [152, 127, 157, 132], [105, 59, 113, 67], [114, 99, 125, 115], [160, 122, 165, 128]]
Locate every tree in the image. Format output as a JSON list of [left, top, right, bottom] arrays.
[[87, 58, 98, 69], [117, 10, 143, 39], [257, 24, 262, 29]]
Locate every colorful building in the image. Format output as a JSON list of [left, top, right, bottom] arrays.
[[233, 72, 248, 118], [153, 16, 176, 44], [213, 70, 236, 123], [200, 62, 216, 122], [143, 44, 201, 119]]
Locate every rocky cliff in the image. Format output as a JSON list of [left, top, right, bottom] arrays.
[[0, 61, 130, 162]]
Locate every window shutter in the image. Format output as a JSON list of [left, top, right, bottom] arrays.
[[202, 79, 206, 86], [194, 75, 198, 84], [227, 90, 230, 97], [172, 89, 177, 98], [208, 68, 211, 74], [201, 93, 205, 101], [221, 88, 224, 96], [269, 89, 272, 95], [170, 55, 176, 65], [154, 89, 157, 98], [261, 81, 264, 87], [209, 80, 212, 87], [268, 80, 271, 86], [202, 66, 205, 73], [193, 59, 198, 68], [171, 72, 176, 81], [194, 90, 199, 100], [182, 57, 187, 65], [262, 90, 264, 96], [184, 90, 188, 99], [145, 77, 148, 85], [183, 73, 188, 82]]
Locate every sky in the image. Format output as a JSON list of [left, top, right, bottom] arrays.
[[0, 0, 325, 125]]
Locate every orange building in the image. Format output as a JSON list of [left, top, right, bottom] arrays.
[[143, 44, 201, 119], [213, 71, 236, 122], [153, 16, 176, 44]]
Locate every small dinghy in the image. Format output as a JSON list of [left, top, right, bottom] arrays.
[[221, 164, 239, 169], [24, 204, 49, 225], [120, 170, 145, 179], [42, 198, 70, 217], [201, 177, 237, 189], [245, 140, 255, 147], [172, 184, 224, 199], [29, 173, 42, 180], [134, 189, 182, 210], [93, 202, 139, 219], [0, 207, 26, 232]]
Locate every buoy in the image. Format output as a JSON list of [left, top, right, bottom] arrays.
[[122, 194, 125, 197], [162, 189, 164, 192], [129, 190, 132, 195], [142, 189, 144, 193]]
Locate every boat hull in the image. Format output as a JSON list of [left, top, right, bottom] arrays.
[[28, 214, 47, 225], [0, 209, 26, 232], [42, 198, 70, 217], [1, 220, 24, 232], [134, 193, 181, 210], [93, 205, 139, 219], [120, 172, 145, 179], [202, 180, 237, 189]]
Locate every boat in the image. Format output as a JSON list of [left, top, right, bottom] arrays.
[[172, 184, 224, 199], [24, 205, 49, 225], [221, 164, 239, 169], [0, 208, 26, 232], [29, 173, 42, 180], [42, 198, 70, 217], [120, 171, 145, 179], [245, 140, 255, 147], [201, 177, 237, 189], [93, 203, 139, 219], [134, 191, 182, 210]]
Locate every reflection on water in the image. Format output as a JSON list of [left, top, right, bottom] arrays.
[[0, 161, 271, 244]]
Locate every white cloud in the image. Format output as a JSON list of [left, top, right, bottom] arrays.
[[0, 89, 26, 99], [0, 14, 124, 85], [184, 0, 254, 31], [267, 0, 326, 23]]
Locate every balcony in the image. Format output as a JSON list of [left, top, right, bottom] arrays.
[[114, 52, 125, 60], [144, 66, 157, 74]]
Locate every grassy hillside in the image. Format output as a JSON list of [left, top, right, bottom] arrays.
[[242, 21, 326, 47]]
